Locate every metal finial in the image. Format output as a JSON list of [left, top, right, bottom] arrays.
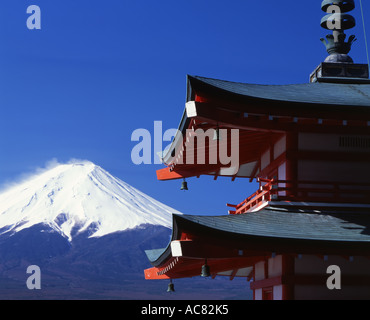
[[320, 0, 357, 62]]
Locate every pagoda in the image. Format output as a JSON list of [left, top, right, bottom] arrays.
[[144, 0, 370, 300]]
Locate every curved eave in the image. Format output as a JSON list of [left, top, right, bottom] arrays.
[[159, 76, 196, 165], [146, 207, 370, 268], [157, 75, 370, 178], [160, 109, 190, 166], [145, 214, 181, 267], [188, 75, 370, 109]]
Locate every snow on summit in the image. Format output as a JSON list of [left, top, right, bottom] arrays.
[[0, 161, 179, 240]]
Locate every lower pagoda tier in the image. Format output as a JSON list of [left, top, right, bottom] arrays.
[[144, 204, 370, 300]]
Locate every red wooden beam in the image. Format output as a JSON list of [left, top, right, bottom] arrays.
[[144, 267, 171, 280], [146, 257, 263, 280], [250, 276, 283, 290], [171, 240, 263, 259], [190, 102, 370, 134], [191, 91, 370, 122]]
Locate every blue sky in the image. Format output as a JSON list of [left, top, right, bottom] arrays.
[[0, 0, 369, 215]]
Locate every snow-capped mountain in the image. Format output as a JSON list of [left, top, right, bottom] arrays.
[[0, 161, 179, 241], [0, 161, 252, 300]]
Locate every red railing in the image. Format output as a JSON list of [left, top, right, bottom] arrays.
[[227, 178, 370, 215], [227, 178, 276, 214]]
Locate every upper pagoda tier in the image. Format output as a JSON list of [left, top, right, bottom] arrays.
[[157, 75, 370, 185]]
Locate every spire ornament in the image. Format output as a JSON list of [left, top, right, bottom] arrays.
[[320, 0, 357, 63], [310, 0, 369, 82]]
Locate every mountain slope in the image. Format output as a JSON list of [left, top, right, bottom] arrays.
[[0, 161, 178, 240], [0, 161, 253, 300]]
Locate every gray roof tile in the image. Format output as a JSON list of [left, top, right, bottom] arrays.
[[190, 75, 370, 107]]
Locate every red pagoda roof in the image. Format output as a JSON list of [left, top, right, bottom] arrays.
[[144, 205, 370, 280], [188, 75, 370, 107], [156, 75, 370, 181]]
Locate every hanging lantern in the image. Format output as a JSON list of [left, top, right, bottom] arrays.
[[167, 279, 175, 292], [180, 178, 188, 191], [201, 259, 210, 277]]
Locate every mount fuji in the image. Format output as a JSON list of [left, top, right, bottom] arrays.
[[0, 161, 177, 241], [0, 161, 252, 300]]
